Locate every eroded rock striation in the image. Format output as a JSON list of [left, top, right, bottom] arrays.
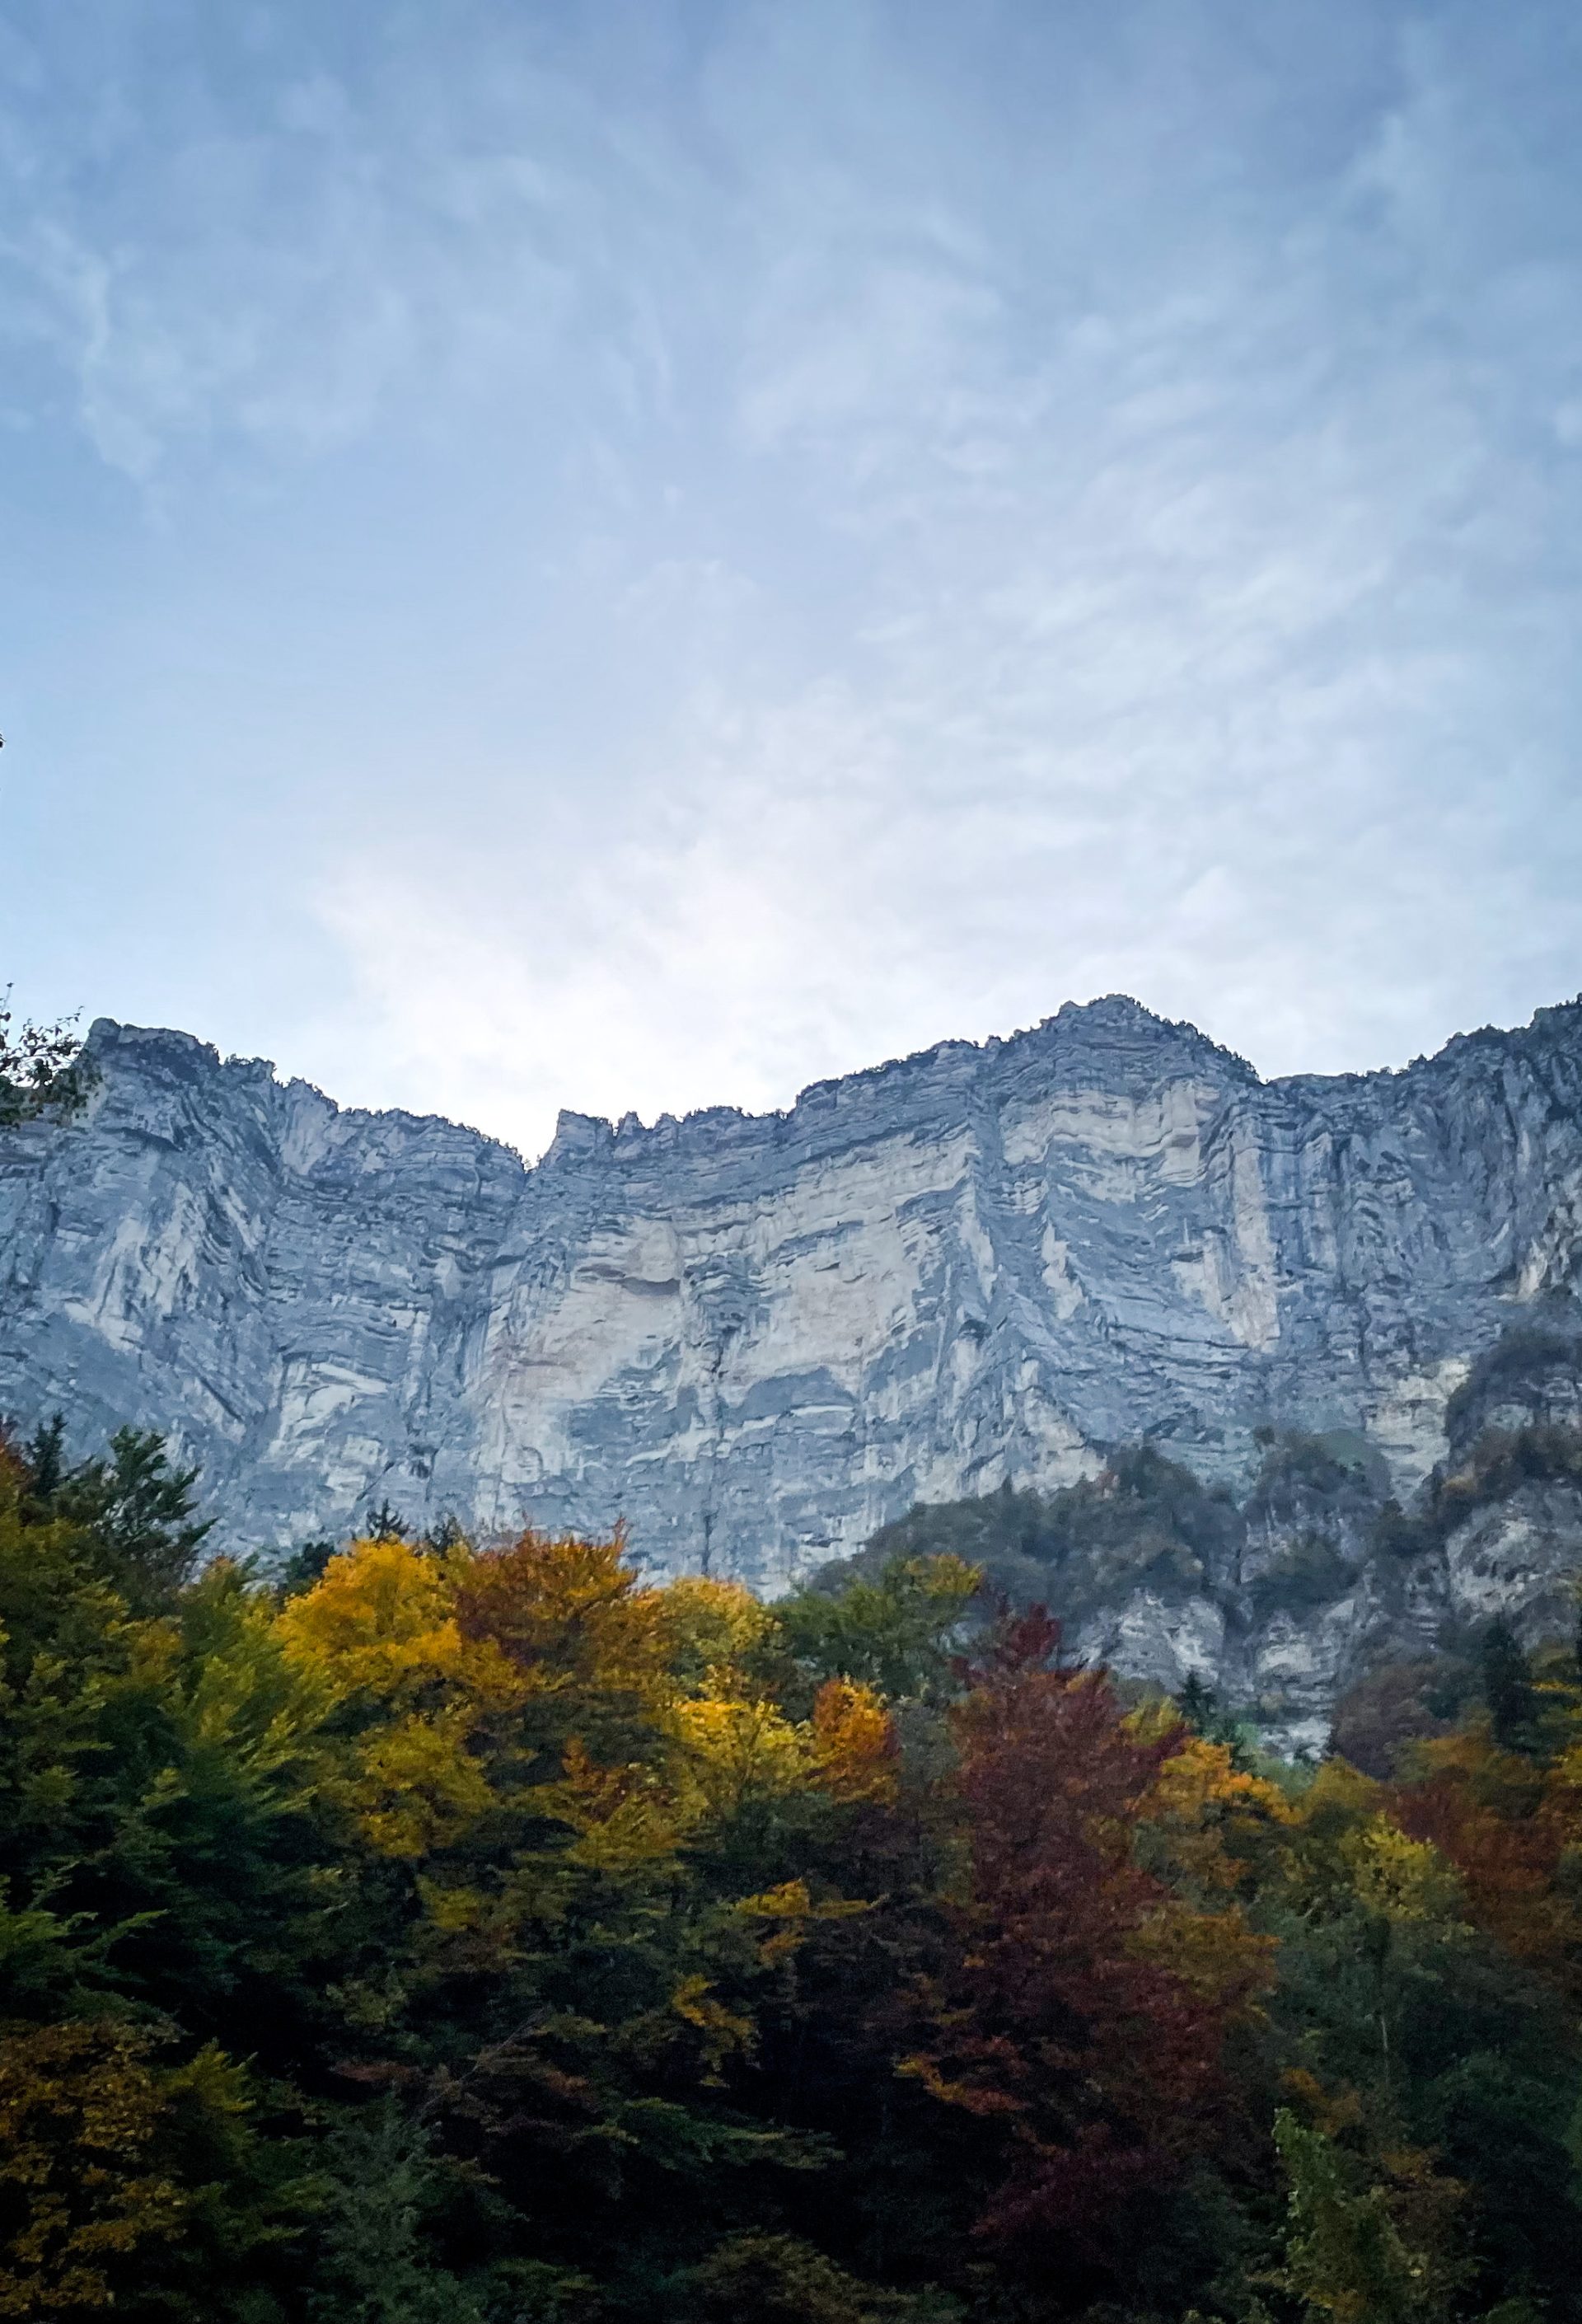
[[3, 995, 1582, 1722]]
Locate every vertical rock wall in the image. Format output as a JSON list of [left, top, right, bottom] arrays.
[[2, 996, 1581, 1594]]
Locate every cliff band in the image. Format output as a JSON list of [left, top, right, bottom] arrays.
[[2, 997, 1580, 1614]]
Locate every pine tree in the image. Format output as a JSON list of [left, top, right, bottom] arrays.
[[1482, 1618, 1540, 1754]]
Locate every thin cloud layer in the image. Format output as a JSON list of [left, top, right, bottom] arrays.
[[2, 2, 1580, 1152]]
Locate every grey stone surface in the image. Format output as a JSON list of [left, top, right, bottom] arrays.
[[3, 994, 1582, 1643], [1440, 1483, 1582, 1643]]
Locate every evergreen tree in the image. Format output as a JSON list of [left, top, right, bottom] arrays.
[[1483, 1616, 1540, 1753], [309, 2101, 480, 2324]]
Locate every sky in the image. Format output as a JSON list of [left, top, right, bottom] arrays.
[[3, 1, 1581, 1156]]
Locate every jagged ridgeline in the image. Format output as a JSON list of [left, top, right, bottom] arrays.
[[5, 996, 1582, 1606]]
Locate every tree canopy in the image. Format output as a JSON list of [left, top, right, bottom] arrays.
[[2, 1409, 1582, 2321], [0, 997, 96, 1127]]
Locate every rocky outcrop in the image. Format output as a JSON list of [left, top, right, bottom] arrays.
[[859, 1376, 1582, 1755], [3, 996, 1582, 1633], [1439, 1480, 1582, 1639]]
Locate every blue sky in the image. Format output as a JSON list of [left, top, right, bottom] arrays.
[[3, 0, 1581, 1153]]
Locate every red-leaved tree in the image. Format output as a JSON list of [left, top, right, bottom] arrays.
[[908, 1611, 1266, 2256]]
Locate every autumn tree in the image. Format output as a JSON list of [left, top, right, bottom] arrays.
[[907, 1611, 1270, 2275], [0, 2021, 184, 2316], [9, 1399, 1582, 2320]]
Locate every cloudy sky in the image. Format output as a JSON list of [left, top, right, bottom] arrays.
[[3, 1, 1580, 1154]]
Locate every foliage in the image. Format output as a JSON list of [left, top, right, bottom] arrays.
[[1482, 1619, 1541, 1755], [1329, 1661, 1464, 1781], [21, 1417, 214, 1610], [306, 2098, 480, 2324], [0, 999, 97, 1128], [1174, 1667, 1258, 1764], [681, 2230, 954, 2321], [0, 2020, 183, 2315], [1271, 2106, 1463, 2324], [906, 1611, 1271, 2267], [4, 1415, 1582, 2319], [859, 1451, 1243, 1628], [776, 1553, 981, 1703]]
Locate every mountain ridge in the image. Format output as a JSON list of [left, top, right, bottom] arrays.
[[101, 989, 1258, 1165], [5, 990, 1582, 1741], [119, 987, 1582, 1160]]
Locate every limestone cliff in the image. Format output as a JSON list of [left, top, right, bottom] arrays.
[[3, 996, 1582, 1653]]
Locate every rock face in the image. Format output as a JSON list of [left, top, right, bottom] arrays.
[[1067, 1432, 1582, 1760], [3, 996, 1582, 1642]]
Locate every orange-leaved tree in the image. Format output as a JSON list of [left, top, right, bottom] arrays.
[[1391, 1726, 1582, 1993]]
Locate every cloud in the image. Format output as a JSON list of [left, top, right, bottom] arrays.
[[4, 0, 1582, 1149]]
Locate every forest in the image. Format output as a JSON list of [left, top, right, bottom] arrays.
[[3, 1408, 1582, 2323]]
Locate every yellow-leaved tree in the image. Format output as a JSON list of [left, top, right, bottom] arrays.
[[275, 1534, 513, 1858]]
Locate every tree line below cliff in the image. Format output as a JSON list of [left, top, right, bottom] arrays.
[[6, 1403, 1582, 2322]]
